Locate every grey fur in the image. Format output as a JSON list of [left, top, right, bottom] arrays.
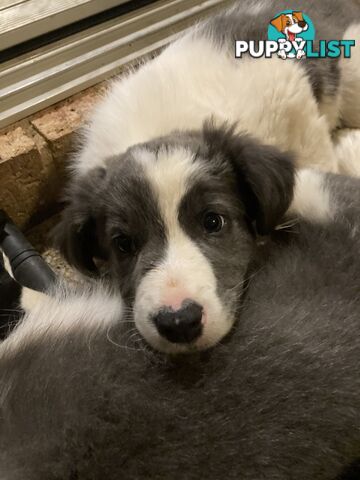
[[1, 172, 359, 479], [102, 156, 167, 301], [54, 124, 294, 316], [199, 0, 360, 99]]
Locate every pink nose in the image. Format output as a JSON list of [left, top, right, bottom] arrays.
[[162, 293, 189, 311]]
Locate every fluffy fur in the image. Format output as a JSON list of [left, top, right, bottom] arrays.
[[54, 124, 296, 353], [1, 3, 359, 476], [72, 0, 360, 177], [54, 0, 360, 352], [335, 129, 360, 177], [1, 171, 359, 479]]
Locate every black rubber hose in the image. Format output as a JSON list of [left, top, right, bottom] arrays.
[[0, 210, 56, 292]]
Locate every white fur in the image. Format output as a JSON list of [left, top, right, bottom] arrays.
[[20, 287, 47, 312], [288, 169, 334, 222], [334, 129, 360, 177], [133, 147, 232, 353], [247, 2, 265, 16], [0, 284, 123, 406], [1, 284, 123, 353], [339, 24, 360, 128], [1, 252, 14, 279], [318, 93, 341, 131], [74, 34, 338, 176]]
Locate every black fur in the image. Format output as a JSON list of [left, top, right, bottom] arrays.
[[52, 166, 108, 275], [202, 122, 295, 235], [0, 255, 23, 339]]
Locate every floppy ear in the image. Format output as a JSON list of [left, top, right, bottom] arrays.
[[203, 123, 295, 235], [293, 11, 304, 22], [52, 167, 107, 276], [270, 14, 286, 32]]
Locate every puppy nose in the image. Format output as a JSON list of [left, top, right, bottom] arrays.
[[152, 301, 203, 344], [298, 20, 306, 27]]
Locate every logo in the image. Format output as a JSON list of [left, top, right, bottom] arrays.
[[268, 11, 314, 59], [235, 10, 355, 60]]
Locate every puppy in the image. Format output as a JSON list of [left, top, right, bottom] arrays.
[[55, 0, 360, 351], [55, 124, 295, 354], [1, 170, 359, 479]]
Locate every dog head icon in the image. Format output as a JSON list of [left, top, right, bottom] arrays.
[[270, 12, 308, 42]]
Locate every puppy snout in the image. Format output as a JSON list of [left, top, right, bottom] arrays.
[[152, 300, 203, 344], [298, 20, 306, 28]]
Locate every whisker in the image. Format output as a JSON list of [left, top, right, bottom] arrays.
[[106, 324, 142, 352], [275, 217, 299, 231], [227, 266, 264, 293]]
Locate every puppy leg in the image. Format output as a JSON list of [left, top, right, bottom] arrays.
[[339, 24, 360, 128]]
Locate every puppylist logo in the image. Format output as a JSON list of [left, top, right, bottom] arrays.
[[235, 10, 355, 60]]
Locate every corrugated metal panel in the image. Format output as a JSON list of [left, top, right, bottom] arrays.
[[0, 0, 230, 129], [0, 0, 129, 50]]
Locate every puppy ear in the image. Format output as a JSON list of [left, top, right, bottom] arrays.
[[293, 11, 304, 22], [52, 167, 107, 275], [270, 14, 286, 32], [203, 123, 295, 235]]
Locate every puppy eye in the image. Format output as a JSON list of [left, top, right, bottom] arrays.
[[113, 234, 135, 254], [202, 212, 225, 234]]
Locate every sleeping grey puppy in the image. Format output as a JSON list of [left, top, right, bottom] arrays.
[[1, 168, 359, 479], [55, 0, 360, 352]]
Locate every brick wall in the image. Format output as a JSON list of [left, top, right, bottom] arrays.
[[0, 83, 108, 230]]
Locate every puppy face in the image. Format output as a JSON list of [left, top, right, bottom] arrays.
[[55, 124, 294, 353]]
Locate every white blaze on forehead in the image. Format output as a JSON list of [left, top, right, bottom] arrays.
[[134, 146, 201, 235], [134, 146, 210, 289], [133, 146, 232, 353]]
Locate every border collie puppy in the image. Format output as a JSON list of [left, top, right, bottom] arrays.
[[55, 1, 360, 351], [72, 0, 360, 178], [1, 170, 359, 479], [55, 124, 295, 353]]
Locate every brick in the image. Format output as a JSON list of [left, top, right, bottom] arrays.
[[0, 82, 108, 230], [30, 85, 107, 165], [0, 125, 60, 229], [0, 127, 35, 162]]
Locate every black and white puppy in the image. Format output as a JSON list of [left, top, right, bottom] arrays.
[[55, 124, 295, 353], [55, 0, 360, 352], [1, 170, 359, 480], [72, 0, 360, 177]]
